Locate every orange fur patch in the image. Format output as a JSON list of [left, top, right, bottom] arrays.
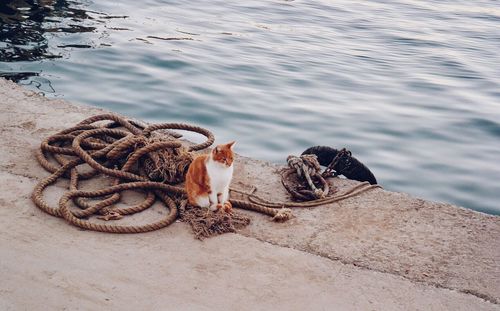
[[185, 141, 235, 207], [211, 141, 235, 167], [185, 154, 211, 206]]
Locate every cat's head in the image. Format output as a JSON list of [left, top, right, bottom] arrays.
[[211, 141, 235, 167]]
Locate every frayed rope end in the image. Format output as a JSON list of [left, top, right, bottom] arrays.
[[272, 208, 293, 222]]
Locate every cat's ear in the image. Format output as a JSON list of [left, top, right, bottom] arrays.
[[227, 141, 236, 149], [214, 146, 220, 153]]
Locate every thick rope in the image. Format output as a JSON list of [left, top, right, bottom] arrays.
[[32, 114, 293, 234], [283, 154, 329, 200], [246, 182, 381, 208]]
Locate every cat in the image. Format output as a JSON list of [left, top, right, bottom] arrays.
[[185, 141, 235, 212]]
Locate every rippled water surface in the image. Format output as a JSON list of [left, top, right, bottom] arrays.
[[1, 0, 499, 214]]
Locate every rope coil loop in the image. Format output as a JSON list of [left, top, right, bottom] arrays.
[[32, 114, 294, 234], [32, 115, 380, 235], [283, 154, 329, 200], [142, 123, 215, 151]]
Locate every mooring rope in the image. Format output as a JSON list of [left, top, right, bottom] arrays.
[[248, 182, 381, 208], [32, 114, 382, 235], [231, 181, 381, 209], [283, 154, 329, 200], [32, 114, 293, 234]]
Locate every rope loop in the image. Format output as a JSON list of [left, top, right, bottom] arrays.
[[32, 114, 296, 234]]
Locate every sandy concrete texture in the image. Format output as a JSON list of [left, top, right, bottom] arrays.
[[0, 78, 499, 310], [233, 158, 500, 303]]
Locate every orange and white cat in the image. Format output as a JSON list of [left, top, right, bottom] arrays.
[[185, 141, 235, 212]]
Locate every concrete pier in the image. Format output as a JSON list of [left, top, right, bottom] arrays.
[[0, 78, 498, 310]]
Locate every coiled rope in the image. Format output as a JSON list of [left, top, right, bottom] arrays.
[[283, 154, 329, 200], [32, 114, 292, 234], [32, 114, 381, 236]]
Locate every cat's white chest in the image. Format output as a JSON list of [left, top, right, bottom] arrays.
[[206, 160, 233, 193]]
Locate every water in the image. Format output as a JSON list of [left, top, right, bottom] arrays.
[[1, 0, 499, 214]]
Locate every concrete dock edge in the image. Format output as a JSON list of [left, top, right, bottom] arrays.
[[1, 78, 498, 310]]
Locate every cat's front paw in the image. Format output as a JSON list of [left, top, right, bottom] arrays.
[[209, 204, 220, 211], [223, 201, 232, 213]]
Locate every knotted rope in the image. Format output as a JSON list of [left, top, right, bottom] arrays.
[[257, 152, 383, 207], [282, 154, 329, 201], [32, 114, 293, 236], [244, 181, 381, 208], [32, 114, 380, 238]]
